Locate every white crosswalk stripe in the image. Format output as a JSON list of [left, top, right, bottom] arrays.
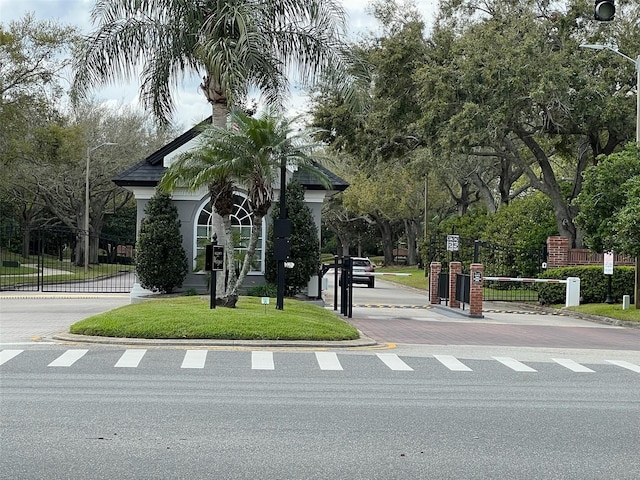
[[377, 353, 413, 371], [48, 349, 88, 367], [2, 349, 639, 375], [0, 349, 23, 366], [181, 350, 208, 369], [115, 349, 147, 368], [252, 351, 274, 370], [434, 355, 473, 372], [316, 352, 343, 370], [606, 360, 640, 373], [493, 356, 537, 372], [552, 358, 595, 373]]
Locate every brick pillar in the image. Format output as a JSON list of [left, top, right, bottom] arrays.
[[449, 261, 461, 308], [469, 263, 484, 318], [429, 262, 441, 304], [547, 236, 569, 268]]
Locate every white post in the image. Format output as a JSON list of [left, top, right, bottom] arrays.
[[565, 277, 581, 307]]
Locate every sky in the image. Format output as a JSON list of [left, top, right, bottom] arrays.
[[0, 0, 438, 129]]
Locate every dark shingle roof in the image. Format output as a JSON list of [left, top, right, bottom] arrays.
[[114, 118, 348, 192]]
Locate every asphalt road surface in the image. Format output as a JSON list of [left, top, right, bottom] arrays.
[[1, 281, 639, 479], [1, 348, 639, 479]]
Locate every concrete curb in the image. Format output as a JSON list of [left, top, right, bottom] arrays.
[[499, 301, 640, 330], [51, 332, 379, 349]]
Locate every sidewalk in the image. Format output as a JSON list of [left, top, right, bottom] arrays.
[[1, 291, 639, 351], [345, 300, 640, 351]]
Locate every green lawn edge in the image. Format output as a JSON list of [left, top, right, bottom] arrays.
[[70, 295, 360, 341]]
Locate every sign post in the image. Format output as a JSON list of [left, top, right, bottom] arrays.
[[206, 234, 225, 309], [604, 251, 614, 304]]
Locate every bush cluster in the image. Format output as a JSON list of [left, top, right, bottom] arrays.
[[537, 266, 635, 305], [135, 192, 188, 293]]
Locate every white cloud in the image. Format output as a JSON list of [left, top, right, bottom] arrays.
[[1, 0, 438, 128]]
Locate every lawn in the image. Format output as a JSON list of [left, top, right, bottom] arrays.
[[566, 303, 639, 323], [0, 250, 135, 289], [70, 295, 360, 340], [375, 265, 428, 290]]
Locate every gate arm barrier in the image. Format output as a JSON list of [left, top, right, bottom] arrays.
[[484, 276, 580, 307]]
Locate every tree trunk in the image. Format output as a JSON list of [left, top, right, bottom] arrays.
[[202, 75, 228, 128], [220, 214, 238, 308], [405, 218, 419, 266], [232, 215, 264, 297], [378, 219, 394, 265], [21, 228, 31, 259]]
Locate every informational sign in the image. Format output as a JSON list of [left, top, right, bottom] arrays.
[[211, 245, 225, 271], [261, 297, 270, 305], [473, 271, 483, 283], [603, 251, 614, 275], [446, 234, 460, 252]]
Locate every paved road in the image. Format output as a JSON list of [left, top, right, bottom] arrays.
[[2, 285, 640, 479], [0, 293, 131, 345], [2, 348, 639, 479], [325, 276, 640, 352]]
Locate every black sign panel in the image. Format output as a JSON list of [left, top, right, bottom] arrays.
[[205, 244, 225, 271], [211, 245, 224, 271], [274, 219, 292, 238], [274, 237, 290, 261]]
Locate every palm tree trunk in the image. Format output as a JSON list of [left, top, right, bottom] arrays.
[[230, 215, 264, 297], [219, 214, 238, 307]]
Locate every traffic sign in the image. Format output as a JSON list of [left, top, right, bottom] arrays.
[[446, 235, 460, 252]]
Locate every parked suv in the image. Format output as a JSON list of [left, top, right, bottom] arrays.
[[351, 257, 376, 288]]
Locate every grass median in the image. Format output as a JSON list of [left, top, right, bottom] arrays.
[[70, 295, 360, 341]]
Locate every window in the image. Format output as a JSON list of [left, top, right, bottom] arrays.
[[194, 194, 264, 274]]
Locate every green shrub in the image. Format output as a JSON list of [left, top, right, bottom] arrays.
[[246, 283, 278, 297], [265, 181, 320, 295], [135, 192, 188, 294], [537, 266, 635, 305]]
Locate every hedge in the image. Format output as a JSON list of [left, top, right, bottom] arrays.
[[537, 266, 635, 305]]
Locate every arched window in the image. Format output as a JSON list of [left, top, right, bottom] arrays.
[[194, 193, 265, 274]]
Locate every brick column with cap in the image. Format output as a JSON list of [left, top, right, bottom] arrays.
[[449, 261, 461, 308], [547, 236, 569, 268], [469, 263, 484, 318], [429, 262, 441, 304]]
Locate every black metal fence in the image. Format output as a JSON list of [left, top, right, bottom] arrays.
[[1, 226, 135, 293], [427, 234, 546, 302]]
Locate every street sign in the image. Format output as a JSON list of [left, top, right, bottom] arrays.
[[446, 235, 460, 252], [603, 251, 614, 275]]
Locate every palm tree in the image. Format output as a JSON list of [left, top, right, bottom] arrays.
[[73, 0, 362, 305], [159, 109, 327, 306], [72, 0, 360, 128]]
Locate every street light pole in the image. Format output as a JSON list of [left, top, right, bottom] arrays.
[[84, 142, 117, 274], [580, 44, 640, 308]]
